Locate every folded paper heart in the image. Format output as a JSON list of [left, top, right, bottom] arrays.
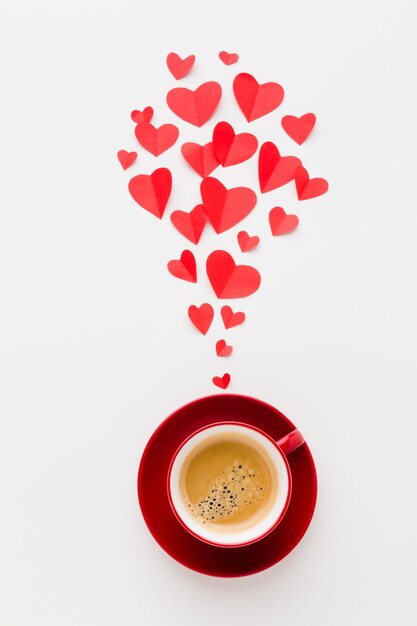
[[135, 122, 179, 156], [216, 339, 233, 357], [167, 250, 197, 283], [128, 168, 172, 218], [117, 150, 137, 170], [188, 303, 214, 335], [258, 142, 301, 193], [221, 305, 246, 328], [206, 250, 261, 298], [212, 373, 231, 389], [233, 73, 284, 122], [131, 106, 153, 124], [170, 205, 207, 244], [237, 231, 260, 252], [167, 81, 222, 127], [212, 121, 258, 167], [295, 166, 329, 200], [269, 207, 299, 235], [281, 113, 316, 145], [219, 51, 239, 65], [181, 142, 219, 178], [166, 52, 195, 80], [200, 177, 257, 234]]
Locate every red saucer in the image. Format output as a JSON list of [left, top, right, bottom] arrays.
[[138, 394, 317, 577]]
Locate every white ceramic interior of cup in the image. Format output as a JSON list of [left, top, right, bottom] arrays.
[[168, 423, 290, 547]]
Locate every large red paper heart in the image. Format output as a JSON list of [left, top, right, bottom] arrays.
[[135, 122, 179, 156], [281, 113, 316, 145], [233, 73, 284, 122], [128, 168, 172, 219], [218, 51, 239, 65], [181, 142, 219, 178], [237, 231, 260, 252], [170, 204, 207, 244], [166, 52, 195, 80], [258, 142, 301, 193], [131, 107, 153, 124], [167, 82, 222, 127], [216, 339, 233, 357], [167, 250, 197, 283], [212, 373, 231, 389], [269, 207, 299, 235], [206, 250, 261, 299], [117, 150, 137, 170], [188, 303, 214, 335], [212, 121, 258, 167], [295, 166, 329, 200], [221, 306, 245, 328], [200, 177, 257, 234]]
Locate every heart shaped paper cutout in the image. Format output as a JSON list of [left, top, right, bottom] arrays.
[[167, 250, 197, 283], [258, 142, 301, 193], [221, 306, 246, 328], [170, 204, 207, 244], [295, 166, 329, 200], [212, 121, 258, 167], [269, 207, 299, 235], [167, 82, 222, 127], [233, 73, 284, 122], [237, 231, 260, 252], [216, 339, 233, 357], [181, 142, 219, 178], [206, 250, 261, 299], [166, 52, 195, 80], [188, 303, 214, 335], [281, 113, 316, 145], [212, 373, 231, 389], [128, 168, 172, 218], [135, 122, 179, 156], [219, 51, 239, 65], [200, 177, 257, 234], [131, 107, 153, 124], [117, 150, 137, 170]]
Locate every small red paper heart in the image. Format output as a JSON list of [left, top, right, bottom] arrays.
[[200, 177, 257, 234], [212, 121, 258, 167], [212, 373, 231, 389], [219, 51, 239, 65], [206, 250, 261, 299], [131, 107, 153, 124], [181, 142, 219, 178], [166, 52, 195, 80], [221, 306, 246, 328], [188, 303, 214, 335], [167, 82, 222, 127], [237, 231, 260, 252], [117, 150, 137, 170], [170, 204, 207, 244], [233, 73, 284, 122], [167, 250, 197, 283], [281, 113, 316, 145], [269, 207, 299, 235], [135, 122, 179, 156], [216, 339, 233, 357], [295, 166, 329, 200], [128, 168, 172, 219], [258, 142, 301, 193]]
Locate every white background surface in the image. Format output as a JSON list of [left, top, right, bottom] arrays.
[[1, 1, 417, 624]]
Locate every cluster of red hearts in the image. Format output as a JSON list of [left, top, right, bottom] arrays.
[[117, 52, 329, 390]]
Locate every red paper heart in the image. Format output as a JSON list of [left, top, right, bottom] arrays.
[[219, 51, 239, 65], [200, 177, 257, 234], [233, 73, 284, 122], [237, 231, 260, 252], [167, 82, 222, 127], [295, 166, 329, 200], [258, 142, 301, 193], [167, 250, 197, 283], [269, 207, 299, 235], [216, 339, 233, 357], [181, 142, 219, 178], [135, 122, 179, 156], [212, 121, 258, 167], [128, 168, 172, 219], [166, 52, 195, 80], [206, 250, 261, 299], [188, 303, 214, 335], [221, 306, 245, 328], [117, 150, 137, 170], [212, 373, 231, 389], [170, 204, 207, 244], [131, 107, 153, 124], [281, 113, 316, 145]]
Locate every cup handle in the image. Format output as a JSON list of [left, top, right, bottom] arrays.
[[276, 429, 305, 456]]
